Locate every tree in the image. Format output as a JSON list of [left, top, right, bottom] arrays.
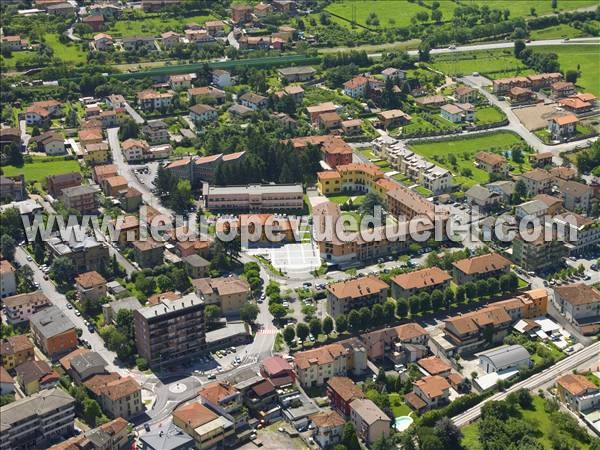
[[433, 417, 463, 449], [83, 398, 102, 427], [552, 0, 557, 9], [444, 287, 455, 306], [431, 290, 444, 310], [418, 41, 431, 62], [488, 278, 500, 296], [296, 322, 309, 342], [118, 117, 139, 140], [135, 274, 156, 296], [309, 318, 322, 337], [283, 325, 295, 346], [50, 256, 76, 285], [341, 423, 361, 450], [156, 274, 173, 292], [409, 296, 420, 315], [240, 303, 259, 323], [372, 303, 384, 326], [419, 292, 431, 312], [431, 9, 442, 22], [397, 299, 409, 318], [322, 316, 334, 335], [359, 192, 383, 217], [515, 179, 527, 200], [0, 235, 16, 261], [359, 307, 372, 329], [465, 282, 477, 300], [514, 40, 526, 58], [348, 309, 361, 331], [269, 303, 287, 320], [383, 300, 396, 322], [565, 70, 579, 83], [205, 305, 221, 327], [512, 147, 524, 163], [336, 315, 348, 333], [476, 279, 488, 298], [455, 285, 466, 303]]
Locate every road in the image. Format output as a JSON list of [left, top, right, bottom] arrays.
[[13, 247, 125, 374], [123, 102, 145, 125], [66, 26, 81, 42], [398, 37, 600, 58], [19, 119, 30, 149], [453, 341, 600, 427]]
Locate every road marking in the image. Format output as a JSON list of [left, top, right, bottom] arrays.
[[257, 328, 278, 335]]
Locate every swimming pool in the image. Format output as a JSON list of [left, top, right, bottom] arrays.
[[394, 415, 414, 432]]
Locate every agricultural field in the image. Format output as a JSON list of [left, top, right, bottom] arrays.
[[0, 51, 38, 69], [534, 44, 600, 96], [3, 157, 81, 183], [529, 23, 587, 40], [429, 48, 532, 78], [107, 13, 217, 38], [409, 131, 527, 188], [44, 34, 87, 64]]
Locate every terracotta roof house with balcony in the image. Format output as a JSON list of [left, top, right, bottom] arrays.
[[548, 114, 578, 140], [3, 291, 51, 325], [407, 375, 451, 412], [311, 410, 345, 448], [306, 102, 338, 122], [326, 275, 389, 318], [327, 376, 365, 417], [15, 360, 59, 395], [75, 271, 107, 301], [556, 373, 600, 413], [475, 151, 509, 176], [357, 322, 429, 363], [452, 252, 510, 284], [390, 266, 451, 298], [417, 356, 452, 377], [0, 335, 34, 370], [260, 356, 295, 382], [377, 109, 412, 129], [317, 111, 342, 130], [551, 81, 576, 98], [554, 283, 600, 336]]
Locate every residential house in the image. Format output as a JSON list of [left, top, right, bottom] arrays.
[[182, 254, 210, 278], [119, 187, 143, 212], [61, 184, 99, 214], [554, 213, 600, 256], [0, 174, 25, 202], [239, 92, 268, 110], [277, 66, 316, 82], [61, 350, 107, 383], [141, 120, 170, 144], [188, 86, 226, 104], [205, 20, 226, 36], [83, 142, 111, 164], [96, 376, 143, 419], [212, 69, 232, 88], [454, 86, 477, 103], [341, 119, 362, 136], [3, 291, 51, 325], [189, 104, 218, 124], [0, 128, 22, 153], [1, 35, 27, 51], [0, 367, 15, 395], [306, 102, 338, 123], [15, 360, 59, 395], [317, 111, 342, 130], [391, 267, 451, 299], [377, 109, 412, 129], [343, 76, 370, 98], [79, 127, 104, 147], [48, 417, 131, 450], [520, 168, 553, 196], [198, 380, 247, 429], [161, 31, 181, 49], [274, 85, 304, 103], [121, 138, 149, 162], [122, 36, 156, 51], [478, 344, 531, 373], [137, 90, 173, 111], [550, 166, 577, 180], [0, 388, 75, 450], [554, 179, 591, 213], [168, 74, 193, 89], [293, 340, 367, 388], [102, 175, 128, 197], [326, 275, 389, 317], [103, 297, 143, 325], [75, 271, 107, 301], [132, 239, 164, 268], [554, 283, 600, 336], [475, 151, 509, 176], [406, 375, 450, 413], [93, 164, 118, 184], [440, 103, 475, 123], [0, 260, 16, 298], [529, 152, 553, 168], [548, 114, 578, 140], [349, 398, 391, 445], [558, 96, 594, 114], [556, 374, 600, 413], [0, 335, 34, 370], [311, 410, 345, 448], [551, 81, 576, 98], [508, 86, 536, 104], [172, 402, 235, 450], [82, 15, 105, 31], [487, 180, 515, 203], [106, 94, 126, 109], [260, 356, 295, 383], [417, 356, 452, 377], [31, 131, 65, 155], [92, 33, 114, 50], [359, 322, 429, 363], [451, 252, 511, 284], [47, 3, 76, 15], [29, 305, 78, 359], [231, 4, 253, 23], [46, 172, 83, 197], [327, 376, 365, 417], [465, 185, 502, 210], [192, 276, 251, 315], [381, 67, 405, 82]]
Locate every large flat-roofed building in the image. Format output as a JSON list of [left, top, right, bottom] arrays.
[[203, 183, 303, 212], [134, 293, 206, 367], [30, 305, 78, 359], [0, 388, 75, 450], [326, 275, 389, 317], [478, 344, 531, 373]]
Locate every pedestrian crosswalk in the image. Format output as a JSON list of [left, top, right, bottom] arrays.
[[257, 328, 278, 335]]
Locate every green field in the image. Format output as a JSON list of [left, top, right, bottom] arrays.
[[0, 51, 38, 69], [44, 34, 87, 64], [529, 23, 587, 40], [324, 0, 597, 29], [108, 13, 216, 37], [3, 157, 81, 183], [409, 131, 526, 188], [475, 106, 506, 125], [430, 49, 532, 78], [534, 44, 600, 96]]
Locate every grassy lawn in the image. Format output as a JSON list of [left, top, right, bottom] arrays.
[[461, 423, 483, 450], [414, 186, 433, 197], [0, 51, 38, 69], [3, 157, 81, 183], [529, 23, 587, 40], [475, 106, 506, 125], [341, 211, 362, 231], [534, 45, 600, 97], [108, 13, 216, 37], [173, 145, 196, 156], [389, 393, 411, 417], [400, 115, 438, 135], [44, 34, 87, 64], [409, 131, 526, 188], [471, 0, 597, 17], [326, 194, 350, 204], [429, 48, 532, 78]]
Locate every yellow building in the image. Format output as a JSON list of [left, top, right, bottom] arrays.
[[83, 142, 111, 165], [317, 163, 384, 196]]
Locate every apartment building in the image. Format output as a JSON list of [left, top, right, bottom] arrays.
[[326, 275, 389, 317], [47, 417, 130, 450], [0, 335, 34, 370], [391, 266, 451, 298], [554, 213, 600, 256], [359, 322, 429, 364], [83, 142, 110, 165], [203, 183, 304, 212], [46, 172, 82, 197], [134, 293, 206, 367], [30, 305, 78, 359], [327, 376, 365, 417], [198, 381, 247, 429], [132, 239, 165, 268], [212, 69, 232, 88], [137, 90, 173, 111], [92, 163, 118, 184], [294, 339, 368, 388], [46, 226, 109, 274], [61, 184, 100, 213], [75, 271, 107, 301], [121, 138, 149, 162], [451, 252, 511, 284], [554, 283, 600, 336], [190, 103, 218, 124], [0, 388, 75, 450], [142, 120, 170, 144], [519, 169, 553, 196], [349, 398, 391, 445], [172, 402, 235, 450], [3, 291, 51, 325], [288, 134, 353, 169], [98, 376, 143, 418], [554, 179, 592, 213], [556, 374, 600, 413], [512, 232, 567, 272], [192, 276, 251, 315], [0, 260, 16, 298], [0, 174, 25, 202]]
